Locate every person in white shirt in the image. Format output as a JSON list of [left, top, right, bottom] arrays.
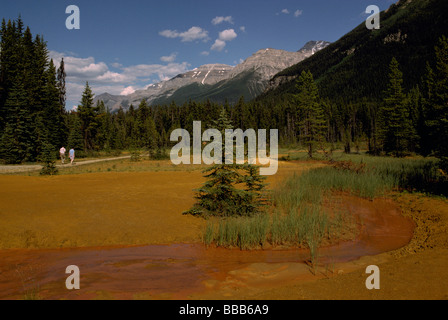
[[60, 147, 66, 164]]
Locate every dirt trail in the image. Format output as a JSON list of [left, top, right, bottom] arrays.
[[0, 156, 131, 173]]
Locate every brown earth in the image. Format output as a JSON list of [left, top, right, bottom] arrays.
[[0, 160, 318, 250], [0, 170, 205, 249], [0, 161, 447, 300], [193, 193, 448, 300]]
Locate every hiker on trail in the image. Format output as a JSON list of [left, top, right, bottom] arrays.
[[69, 148, 75, 165], [60, 147, 66, 164]]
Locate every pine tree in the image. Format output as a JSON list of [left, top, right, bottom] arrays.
[[424, 36, 448, 169], [101, 106, 115, 151], [406, 86, 422, 153], [0, 122, 21, 164], [143, 107, 160, 158], [66, 112, 84, 153], [93, 100, 108, 150], [77, 82, 97, 151], [44, 59, 66, 150], [0, 19, 18, 110], [39, 141, 58, 176], [378, 58, 414, 157], [294, 71, 326, 158], [0, 17, 68, 163], [57, 58, 66, 109], [30, 34, 49, 116], [3, 80, 33, 163], [421, 62, 436, 156], [184, 107, 266, 217], [240, 164, 268, 214], [113, 107, 126, 150]]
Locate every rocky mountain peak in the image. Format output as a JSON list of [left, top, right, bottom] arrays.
[[94, 40, 331, 110], [298, 40, 331, 55]]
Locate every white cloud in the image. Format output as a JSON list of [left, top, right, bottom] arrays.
[[55, 58, 105, 80], [210, 29, 238, 52], [211, 39, 226, 52], [67, 60, 108, 78], [120, 86, 136, 96], [294, 10, 303, 17], [99, 71, 135, 83], [159, 26, 209, 42], [212, 16, 234, 25], [240, 26, 246, 33], [160, 52, 177, 62], [122, 62, 191, 82], [201, 51, 210, 56], [281, 9, 290, 14], [159, 29, 179, 38], [111, 62, 123, 68], [219, 29, 237, 41], [49, 50, 192, 107]]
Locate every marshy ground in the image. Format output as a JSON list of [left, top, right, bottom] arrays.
[[0, 153, 447, 300]]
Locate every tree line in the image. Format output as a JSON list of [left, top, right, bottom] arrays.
[[1, 17, 447, 172], [0, 17, 66, 163]]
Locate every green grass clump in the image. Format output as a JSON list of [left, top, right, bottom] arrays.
[[296, 166, 391, 199], [204, 214, 270, 250], [281, 151, 446, 197], [203, 202, 334, 250], [202, 153, 446, 254]]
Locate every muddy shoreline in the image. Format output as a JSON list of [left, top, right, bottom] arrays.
[[0, 196, 415, 300]]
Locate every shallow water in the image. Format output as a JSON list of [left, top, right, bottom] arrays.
[[0, 196, 414, 300]]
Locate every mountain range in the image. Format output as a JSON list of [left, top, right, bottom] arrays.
[[95, 41, 330, 110], [261, 0, 448, 103]]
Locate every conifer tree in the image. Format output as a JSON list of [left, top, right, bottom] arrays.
[[3, 80, 33, 163], [378, 58, 414, 157], [113, 107, 126, 150], [67, 112, 84, 153], [39, 141, 58, 176], [240, 164, 268, 214], [406, 86, 422, 153], [77, 82, 97, 151], [57, 58, 66, 109], [424, 36, 448, 169], [294, 71, 326, 158], [0, 122, 21, 164], [0, 19, 18, 110], [44, 59, 67, 150], [30, 35, 49, 114], [184, 107, 266, 217], [102, 106, 115, 151], [139, 104, 159, 158]]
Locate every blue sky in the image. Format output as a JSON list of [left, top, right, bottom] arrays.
[[1, 0, 395, 109]]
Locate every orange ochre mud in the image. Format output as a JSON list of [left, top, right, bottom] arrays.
[[0, 161, 447, 300]]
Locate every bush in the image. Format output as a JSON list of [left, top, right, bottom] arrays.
[[184, 164, 267, 218], [149, 148, 170, 160], [130, 150, 141, 162], [39, 143, 58, 176]]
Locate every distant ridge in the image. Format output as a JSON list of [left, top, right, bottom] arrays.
[[94, 41, 330, 110]]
